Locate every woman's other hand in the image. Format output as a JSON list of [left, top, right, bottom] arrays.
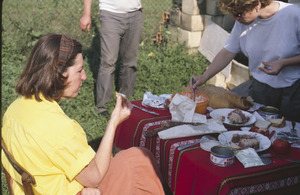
[[259, 60, 283, 75]]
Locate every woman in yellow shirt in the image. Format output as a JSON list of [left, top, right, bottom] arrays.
[[1, 33, 164, 194]]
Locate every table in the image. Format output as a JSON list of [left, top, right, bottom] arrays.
[[114, 100, 300, 194]]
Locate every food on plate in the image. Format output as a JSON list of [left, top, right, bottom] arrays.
[[249, 126, 269, 136], [197, 84, 254, 110], [228, 109, 249, 124], [231, 133, 260, 150], [270, 117, 286, 128], [272, 138, 291, 154]]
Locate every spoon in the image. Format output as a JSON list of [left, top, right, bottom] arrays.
[[260, 153, 300, 163], [291, 121, 296, 136]]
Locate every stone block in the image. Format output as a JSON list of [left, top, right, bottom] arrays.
[[226, 60, 250, 89], [187, 47, 200, 54], [206, 0, 223, 15], [198, 19, 231, 77], [178, 28, 202, 48], [181, 12, 204, 31], [182, 0, 200, 15], [207, 72, 227, 89], [169, 9, 182, 26]]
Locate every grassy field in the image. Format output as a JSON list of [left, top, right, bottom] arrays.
[[1, 0, 209, 193]]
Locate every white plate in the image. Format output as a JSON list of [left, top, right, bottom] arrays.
[[218, 131, 271, 152], [210, 108, 256, 127]]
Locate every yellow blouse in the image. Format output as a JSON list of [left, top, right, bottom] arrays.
[[1, 96, 95, 194]]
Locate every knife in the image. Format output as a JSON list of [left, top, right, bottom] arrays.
[[133, 104, 159, 116], [178, 140, 201, 151]]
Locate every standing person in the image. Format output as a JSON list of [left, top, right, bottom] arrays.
[[191, 0, 300, 122], [80, 0, 144, 116], [1, 33, 164, 194]]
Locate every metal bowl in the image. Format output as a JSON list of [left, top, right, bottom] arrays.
[[258, 106, 279, 120], [210, 145, 235, 167]]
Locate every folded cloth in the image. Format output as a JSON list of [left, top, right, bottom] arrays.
[[158, 119, 227, 139]]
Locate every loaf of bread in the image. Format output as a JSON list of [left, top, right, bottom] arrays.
[[197, 84, 253, 110]]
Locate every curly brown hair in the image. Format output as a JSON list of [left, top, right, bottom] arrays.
[[217, 0, 273, 16], [15, 33, 82, 102]]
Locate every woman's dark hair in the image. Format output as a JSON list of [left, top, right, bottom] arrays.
[[218, 0, 273, 16], [16, 33, 82, 101]]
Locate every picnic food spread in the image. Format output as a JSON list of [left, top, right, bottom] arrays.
[[138, 84, 298, 169]]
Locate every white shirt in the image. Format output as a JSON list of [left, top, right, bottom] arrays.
[[99, 0, 142, 13], [225, 1, 300, 88]]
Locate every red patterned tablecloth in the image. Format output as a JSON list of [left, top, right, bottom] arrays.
[[114, 101, 300, 194]]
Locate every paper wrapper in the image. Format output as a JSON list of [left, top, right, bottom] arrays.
[[169, 93, 197, 123], [158, 119, 227, 139], [197, 84, 253, 110]]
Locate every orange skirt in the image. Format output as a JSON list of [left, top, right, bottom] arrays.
[[99, 147, 165, 195]]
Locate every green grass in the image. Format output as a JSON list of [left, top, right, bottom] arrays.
[[1, 0, 210, 194]]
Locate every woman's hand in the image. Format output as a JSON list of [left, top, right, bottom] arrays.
[[190, 75, 206, 90], [259, 60, 284, 75], [110, 95, 132, 127]]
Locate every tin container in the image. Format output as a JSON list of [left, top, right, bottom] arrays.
[[258, 106, 279, 121], [210, 146, 235, 167]]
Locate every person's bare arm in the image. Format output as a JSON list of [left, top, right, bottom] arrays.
[[260, 54, 300, 75], [80, 0, 93, 31], [191, 48, 236, 88], [75, 95, 132, 187]]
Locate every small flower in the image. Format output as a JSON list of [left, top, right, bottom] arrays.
[[33, 10, 36, 14], [148, 52, 155, 57]]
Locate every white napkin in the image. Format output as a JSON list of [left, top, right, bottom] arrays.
[[158, 119, 227, 139], [169, 94, 196, 123]]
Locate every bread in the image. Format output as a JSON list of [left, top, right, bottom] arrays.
[[255, 120, 271, 130], [270, 117, 286, 128], [197, 84, 254, 110]]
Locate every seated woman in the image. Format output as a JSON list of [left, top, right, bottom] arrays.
[[1, 33, 164, 194]]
